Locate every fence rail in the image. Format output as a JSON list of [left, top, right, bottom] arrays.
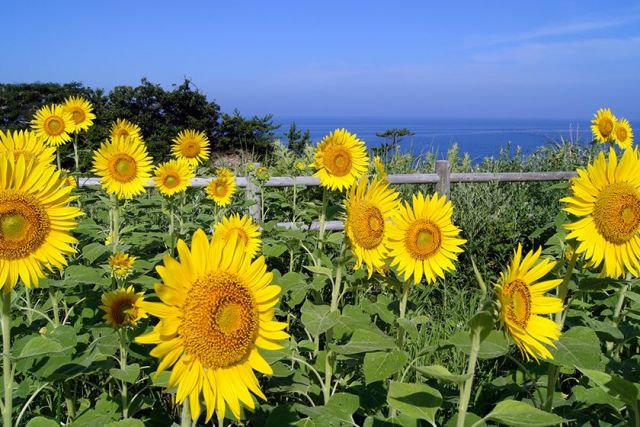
[[78, 160, 577, 231]]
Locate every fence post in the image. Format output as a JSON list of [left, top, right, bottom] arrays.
[[436, 160, 451, 198], [245, 163, 262, 222]]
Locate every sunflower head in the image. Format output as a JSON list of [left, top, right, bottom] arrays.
[[31, 104, 76, 146], [213, 214, 262, 259], [388, 192, 466, 284], [495, 245, 563, 361], [110, 119, 143, 141], [62, 96, 96, 132], [154, 159, 195, 197], [100, 286, 147, 328], [613, 118, 634, 150], [92, 136, 153, 199], [591, 108, 617, 143], [562, 148, 640, 278], [0, 155, 82, 292], [205, 172, 237, 207], [255, 166, 270, 181], [109, 252, 137, 279], [63, 174, 77, 188], [135, 229, 288, 422], [345, 177, 399, 277], [295, 161, 307, 172], [171, 130, 210, 166], [373, 155, 387, 180], [0, 129, 56, 166], [314, 128, 369, 191]]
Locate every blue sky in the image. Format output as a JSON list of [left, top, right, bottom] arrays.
[[2, 1, 640, 119]]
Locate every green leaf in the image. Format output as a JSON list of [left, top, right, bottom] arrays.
[[387, 381, 442, 425], [109, 363, 140, 384], [26, 417, 59, 427], [397, 318, 419, 340], [105, 420, 146, 427], [279, 272, 306, 293], [580, 368, 639, 408], [484, 400, 566, 426], [266, 405, 299, 427], [447, 330, 509, 359], [263, 243, 288, 258], [304, 265, 333, 276], [300, 301, 340, 337], [14, 335, 70, 360], [327, 392, 360, 415], [414, 365, 470, 384], [363, 351, 408, 384], [334, 329, 396, 355], [82, 242, 109, 264], [572, 385, 624, 411], [550, 326, 602, 370]]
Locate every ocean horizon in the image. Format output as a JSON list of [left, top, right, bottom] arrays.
[[271, 116, 626, 161]]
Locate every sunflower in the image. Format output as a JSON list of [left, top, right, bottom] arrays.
[[109, 252, 137, 279], [255, 166, 270, 181], [213, 214, 262, 259], [345, 177, 399, 277], [31, 104, 76, 146], [100, 286, 147, 328], [217, 167, 234, 180], [314, 128, 369, 191], [205, 173, 237, 207], [0, 129, 56, 166], [295, 161, 307, 172], [92, 136, 153, 199], [613, 118, 634, 150], [111, 119, 143, 141], [388, 192, 466, 284], [62, 96, 96, 132], [171, 130, 210, 166], [154, 159, 195, 197], [0, 155, 82, 292], [562, 148, 640, 278], [373, 155, 387, 180], [135, 229, 288, 422], [591, 108, 617, 143], [496, 245, 563, 361], [64, 174, 77, 188]]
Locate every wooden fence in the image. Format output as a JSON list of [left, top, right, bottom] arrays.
[[79, 160, 578, 231]]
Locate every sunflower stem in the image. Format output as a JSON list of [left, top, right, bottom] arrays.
[[49, 290, 60, 326], [456, 326, 481, 427], [613, 279, 631, 327], [323, 242, 346, 404], [180, 397, 191, 427], [168, 199, 176, 257], [118, 328, 129, 418], [318, 189, 328, 251], [73, 133, 80, 173], [544, 249, 578, 412], [56, 149, 62, 171], [389, 281, 411, 420], [1, 291, 13, 427], [111, 195, 120, 254]]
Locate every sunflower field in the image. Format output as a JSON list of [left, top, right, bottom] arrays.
[[1, 99, 640, 427]]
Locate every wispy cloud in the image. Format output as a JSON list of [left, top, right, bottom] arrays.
[[466, 15, 640, 48]]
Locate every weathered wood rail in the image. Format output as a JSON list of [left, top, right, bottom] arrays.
[[78, 160, 577, 231]]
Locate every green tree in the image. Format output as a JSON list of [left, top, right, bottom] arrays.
[[374, 128, 415, 158], [216, 109, 280, 155], [284, 122, 312, 154]]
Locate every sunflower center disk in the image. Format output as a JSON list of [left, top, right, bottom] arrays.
[[348, 201, 384, 249], [503, 279, 531, 328], [164, 175, 179, 189], [180, 272, 258, 369], [616, 127, 628, 142], [44, 116, 64, 136], [405, 220, 441, 260], [115, 129, 129, 137], [182, 141, 200, 158], [593, 182, 640, 244], [112, 297, 136, 325], [326, 147, 352, 177], [110, 154, 138, 183], [215, 182, 227, 196], [71, 109, 86, 124], [599, 119, 614, 138], [0, 193, 50, 260]]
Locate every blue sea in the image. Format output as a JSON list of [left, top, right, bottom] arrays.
[[272, 116, 596, 161]]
